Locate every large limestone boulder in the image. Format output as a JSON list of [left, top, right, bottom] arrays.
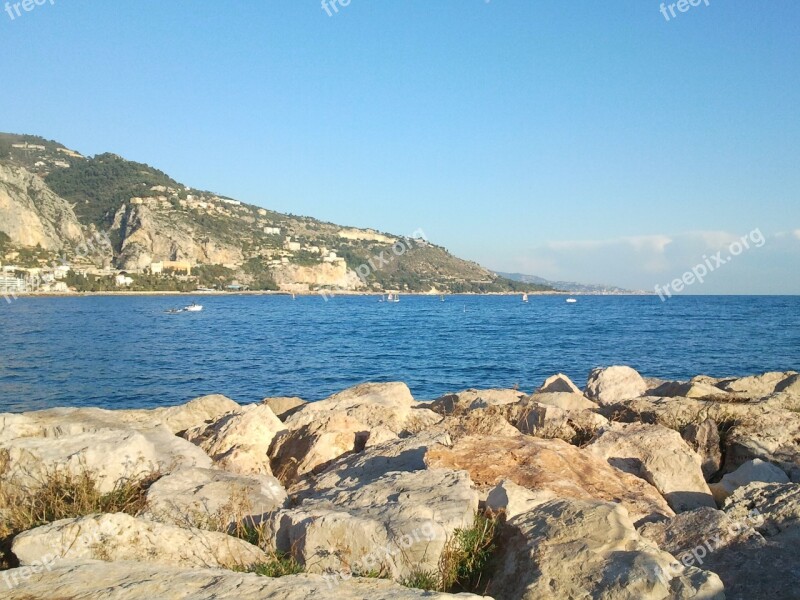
[[117, 394, 242, 434], [429, 388, 527, 415], [284, 383, 430, 434], [650, 380, 731, 400], [515, 402, 609, 444], [637, 506, 790, 600], [143, 467, 287, 529], [585, 366, 647, 405], [269, 413, 368, 485], [710, 459, 790, 504], [682, 418, 722, 480], [426, 434, 674, 524], [722, 408, 800, 480], [291, 431, 452, 499], [262, 396, 306, 420], [485, 479, 556, 518], [720, 371, 797, 398], [775, 373, 800, 395], [724, 482, 800, 542], [488, 498, 724, 600], [587, 422, 715, 512], [12, 513, 267, 569], [433, 406, 520, 442], [268, 469, 478, 579], [184, 404, 286, 476], [0, 396, 240, 442], [0, 426, 211, 493], [528, 391, 598, 411], [2, 560, 491, 599], [537, 373, 582, 394]]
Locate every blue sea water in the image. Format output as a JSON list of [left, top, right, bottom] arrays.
[[0, 295, 798, 413]]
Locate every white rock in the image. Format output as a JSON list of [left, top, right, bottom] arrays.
[[429, 388, 527, 415], [775, 373, 800, 395], [485, 479, 555, 518], [293, 431, 453, 498], [285, 382, 419, 433], [0, 396, 241, 441], [587, 422, 716, 512], [723, 481, 800, 541], [537, 373, 582, 394], [184, 403, 286, 476], [0, 426, 210, 493], [12, 513, 267, 569], [269, 413, 367, 485], [143, 467, 287, 529], [528, 391, 598, 410], [489, 498, 724, 600], [2, 560, 491, 599], [585, 366, 647, 405], [710, 459, 790, 503], [262, 396, 306, 420], [270, 469, 478, 579], [721, 371, 798, 398]]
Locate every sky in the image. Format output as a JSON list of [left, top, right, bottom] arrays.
[[1, 0, 798, 293]]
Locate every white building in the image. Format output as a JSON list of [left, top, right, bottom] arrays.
[[115, 274, 134, 287], [0, 274, 27, 294]]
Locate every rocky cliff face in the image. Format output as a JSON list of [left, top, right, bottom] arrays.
[[0, 164, 84, 251], [270, 261, 365, 292], [112, 204, 244, 271]]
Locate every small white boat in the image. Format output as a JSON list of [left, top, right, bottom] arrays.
[[566, 298, 578, 304], [184, 303, 203, 312], [522, 293, 529, 303]]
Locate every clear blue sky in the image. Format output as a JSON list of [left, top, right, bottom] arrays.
[[1, 0, 798, 293]]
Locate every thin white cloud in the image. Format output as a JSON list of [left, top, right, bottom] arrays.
[[509, 229, 797, 293]]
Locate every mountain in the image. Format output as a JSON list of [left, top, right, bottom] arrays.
[[496, 272, 639, 294], [0, 133, 552, 294]]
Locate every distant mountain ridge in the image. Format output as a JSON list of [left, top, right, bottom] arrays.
[[0, 132, 553, 294], [496, 271, 640, 294]]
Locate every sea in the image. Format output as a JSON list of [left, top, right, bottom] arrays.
[[0, 294, 798, 413]]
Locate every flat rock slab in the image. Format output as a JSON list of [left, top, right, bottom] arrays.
[[426, 434, 674, 524], [586, 422, 715, 512], [0, 426, 211, 493], [1, 560, 492, 599], [12, 513, 267, 570], [143, 467, 287, 529]]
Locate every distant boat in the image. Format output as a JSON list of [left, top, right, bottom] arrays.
[[291, 293, 296, 300], [386, 293, 400, 303], [440, 295, 445, 302], [522, 293, 529, 303], [566, 298, 578, 304], [184, 303, 203, 312]]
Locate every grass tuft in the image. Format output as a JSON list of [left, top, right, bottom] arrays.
[[400, 511, 501, 594], [0, 449, 158, 570], [244, 552, 305, 577]]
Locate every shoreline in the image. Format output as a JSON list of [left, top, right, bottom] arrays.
[[5, 290, 653, 298]]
